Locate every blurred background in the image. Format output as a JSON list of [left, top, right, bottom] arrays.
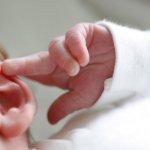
[[0, 0, 150, 141]]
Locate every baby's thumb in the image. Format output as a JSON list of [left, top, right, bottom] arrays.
[[47, 90, 89, 124]]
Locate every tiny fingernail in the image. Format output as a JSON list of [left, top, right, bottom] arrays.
[[69, 66, 80, 76], [80, 61, 88, 67]]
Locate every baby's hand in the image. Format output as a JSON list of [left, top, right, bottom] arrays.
[[2, 23, 115, 124], [48, 23, 91, 76]]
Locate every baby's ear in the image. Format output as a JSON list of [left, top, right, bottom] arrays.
[[0, 77, 36, 138]]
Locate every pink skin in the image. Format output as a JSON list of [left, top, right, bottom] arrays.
[[0, 63, 36, 150], [2, 23, 115, 124]]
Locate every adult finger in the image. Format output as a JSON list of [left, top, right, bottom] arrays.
[[2, 51, 56, 76]]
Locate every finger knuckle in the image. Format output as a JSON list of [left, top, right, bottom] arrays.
[[65, 32, 81, 48]]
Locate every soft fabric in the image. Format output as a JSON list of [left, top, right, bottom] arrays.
[[32, 21, 150, 150]]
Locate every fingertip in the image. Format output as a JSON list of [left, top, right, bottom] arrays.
[[2, 59, 18, 76], [58, 54, 80, 77], [47, 115, 56, 124], [47, 107, 63, 125], [48, 116, 59, 125], [80, 54, 89, 67], [67, 62, 80, 77]]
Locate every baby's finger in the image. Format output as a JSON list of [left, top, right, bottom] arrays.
[[49, 36, 80, 76], [47, 90, 89, 124], [65, 23, 91, 67], [2, 51, 56, 76]]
